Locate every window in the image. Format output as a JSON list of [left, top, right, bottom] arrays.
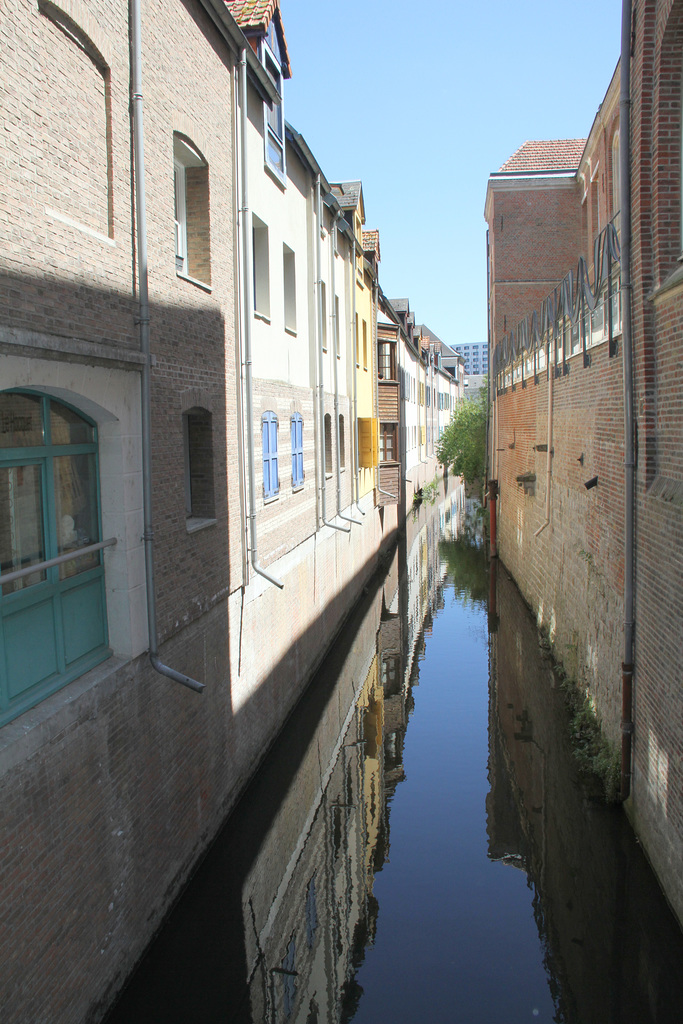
[[378, 342, 395, 381], [183, 408, 214, 524], [355, 314, 360, 366], [261, 21, 285, 179], [38, 1, 113, 239], [0, 392, 109, 726], [262, 411, 279, 500], [253, 215, 270, 318], [174, 134, 211, 285], [334, 295, 340, 358], [283, 244, 296, 332], [324, 413, 332, 476], [362, 320, 368, 370], [379, 423, 397, 462], [339, 415, 345, 469], [291, 413, 303, 489]]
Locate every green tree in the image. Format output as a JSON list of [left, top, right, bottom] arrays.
[[436, 380, 487, 490]]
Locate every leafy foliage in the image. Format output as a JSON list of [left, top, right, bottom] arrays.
[[436, 381, 487, 488]]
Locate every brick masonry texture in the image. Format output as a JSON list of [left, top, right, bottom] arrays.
[[0, 2, 414, 1019], [487, 0, 683, 929]]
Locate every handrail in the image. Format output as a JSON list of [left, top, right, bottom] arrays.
[[1, 538, 117, 586]]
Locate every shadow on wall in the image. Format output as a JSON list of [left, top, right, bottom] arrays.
[[0, 268, 400, 1024]]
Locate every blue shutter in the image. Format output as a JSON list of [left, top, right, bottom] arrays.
[[262, 411, 279, 498], [290, 414, 304, 489]]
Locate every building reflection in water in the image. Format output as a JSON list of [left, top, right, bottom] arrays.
[[488, 561, 683, 1024], [242, 477, 467, 1024], [108, 475, 683, 1024]]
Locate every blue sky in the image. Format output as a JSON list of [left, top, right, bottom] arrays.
[[282, 0, 623, 349]]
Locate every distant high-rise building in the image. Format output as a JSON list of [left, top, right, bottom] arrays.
[[453, 342, 488, 376]]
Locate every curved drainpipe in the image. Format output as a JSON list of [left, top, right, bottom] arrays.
[[315, 176, 350, 533], [619, 0, 634, 800], [239, 50, 283, 588], [132, 0, 203, 691], [331, 211, 361, 526], [534, 338, 554, 538]]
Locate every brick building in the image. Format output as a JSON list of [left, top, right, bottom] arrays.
[[0, 0, 403, 1018], [486, 1, 683, 929]]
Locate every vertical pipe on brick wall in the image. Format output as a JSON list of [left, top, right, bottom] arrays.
[[351, 237, 364, 515], [534, 339, 554, 538], [619, 0, 635, 801], [132, 0, 204, 690], [331, 211, 361, 527], [316, 177, 350, 534], [239, 50, 283, 588]]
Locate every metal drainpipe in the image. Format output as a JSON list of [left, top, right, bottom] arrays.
[[373, 280, 398, 502], [131, 0, 203, 691], [534, 337, 554, 538], [619, 0, 635, 801], [239, 50, 283, 588], [331, 212, 361, 526], [351, 238, 364, 515], [316, 176, 350, 533]]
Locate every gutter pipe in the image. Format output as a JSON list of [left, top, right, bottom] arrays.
[[534, 339, 554, 538], [351, 237, 364, 515], [131, 0, 203, 691], [239, 49, 283, 588], [316, 175, 350, 533], [330, 211, 361, 526], [619, 0, 634, 801]]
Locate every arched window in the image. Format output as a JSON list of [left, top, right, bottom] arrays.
[[183, 407, 215, 523], [174, 134, 211, 285], [0, 391, 109, 725], [338, 414, 345, 470]]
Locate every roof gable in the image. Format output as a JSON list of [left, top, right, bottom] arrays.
[[225, 1, 291, 78], [498, 139, 586, 174]]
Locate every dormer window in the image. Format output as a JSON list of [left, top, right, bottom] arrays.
[[261, 23, 285, 180]]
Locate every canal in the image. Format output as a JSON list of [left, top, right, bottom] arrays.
[[106, 478, 683, 1024]]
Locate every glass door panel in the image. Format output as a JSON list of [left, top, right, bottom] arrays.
[[53, 453, 99, 579], [0, 464, 46, 595]]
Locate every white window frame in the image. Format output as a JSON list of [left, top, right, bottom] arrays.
[[260, 33, 285, 182]]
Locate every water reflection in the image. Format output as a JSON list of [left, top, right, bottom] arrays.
[[489, 562, 683, 1024], [107, 477, 683, 1024]]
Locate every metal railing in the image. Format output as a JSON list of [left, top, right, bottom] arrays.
[[1, 538, 117, 586]]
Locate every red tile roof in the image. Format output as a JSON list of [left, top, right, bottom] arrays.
[[499, 139, 586, 173], [224, 1, 291, 77], [226, 0, 276, 30], [362, 230, 380, 261]]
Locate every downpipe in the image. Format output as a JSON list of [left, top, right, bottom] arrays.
[[316, 176, 349, 534], [534, 338, 554, 539], [131, 0, 203, 692], [619, 0, 635, 801], [351, 236, 364, 516], [331, 210, 361, 527]]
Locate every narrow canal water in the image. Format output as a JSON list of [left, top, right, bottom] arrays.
[[107, 479, 683, 1024]]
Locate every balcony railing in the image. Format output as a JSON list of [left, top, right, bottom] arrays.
[[493, 214, 621, 391]]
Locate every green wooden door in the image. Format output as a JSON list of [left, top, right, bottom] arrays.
[[0, 392, 109, 725]]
